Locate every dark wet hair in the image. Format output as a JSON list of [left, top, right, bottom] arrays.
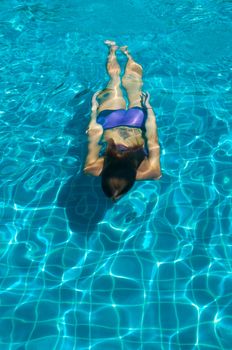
[[101, 139, 146, 200]]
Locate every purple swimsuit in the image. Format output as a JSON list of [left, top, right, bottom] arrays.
[[96, 106, 147, 130], [97, 106, 148, 155]]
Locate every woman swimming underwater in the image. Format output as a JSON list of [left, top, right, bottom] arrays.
[[84, 40, 161, 201]]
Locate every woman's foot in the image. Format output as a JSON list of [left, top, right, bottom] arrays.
[[120, 45, 131, 59], [120, 45, 128, 53], [104, 40, 118, 51]]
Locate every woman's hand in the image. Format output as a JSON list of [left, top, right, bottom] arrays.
[[141, 91, 152, 109], [86, 126, 103, 138], [91, 90, 101, 111], [86, 120, 103, 137]]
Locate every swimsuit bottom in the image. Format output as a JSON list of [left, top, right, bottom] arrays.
[[96, 106, 147, 130]]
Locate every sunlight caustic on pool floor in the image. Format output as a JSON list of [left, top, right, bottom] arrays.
[[0, 0, 232, 349]]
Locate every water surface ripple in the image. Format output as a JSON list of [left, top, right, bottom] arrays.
[[0, 0, 232, 349]]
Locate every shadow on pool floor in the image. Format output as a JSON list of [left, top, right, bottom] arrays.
[[57, 90, 112, 235], [57, 172, 112, 236]]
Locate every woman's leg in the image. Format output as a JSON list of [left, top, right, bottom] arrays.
[[97, 41, 126, 114], [121, 46, 143, 108]]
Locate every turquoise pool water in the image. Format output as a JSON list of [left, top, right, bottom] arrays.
[[1, 0, 232, 349]]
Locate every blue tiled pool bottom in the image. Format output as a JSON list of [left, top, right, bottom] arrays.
[[1, 0, 232, 349], [1, 202, 232, 350]]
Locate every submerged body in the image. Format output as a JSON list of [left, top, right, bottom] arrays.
[[84, 41, 161, 199]]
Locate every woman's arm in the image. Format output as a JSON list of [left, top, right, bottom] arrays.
[[145, 108, 161, 175], [84, 92, 104, 176], [136, 92, 161, 180]]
